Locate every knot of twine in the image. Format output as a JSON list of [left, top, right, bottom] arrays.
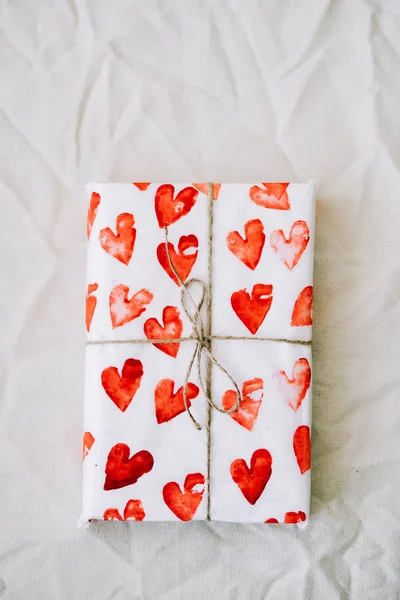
[[164, 226, 241, 430]]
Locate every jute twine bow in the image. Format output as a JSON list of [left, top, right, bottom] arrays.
[[163, 225, 241, 430]]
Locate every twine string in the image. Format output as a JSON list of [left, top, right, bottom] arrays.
[[164, 227, 242, 430]]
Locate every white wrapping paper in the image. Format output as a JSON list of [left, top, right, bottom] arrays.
[[81, 182, 315, 524]]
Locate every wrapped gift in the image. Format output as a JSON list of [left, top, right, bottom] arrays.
[[80, 181, 315, 526]]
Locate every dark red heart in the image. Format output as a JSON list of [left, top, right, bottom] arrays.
[[230, 448, 273, 505], [101, 358, 144, 412], [231, 284, 273, 334], [104, 443, 154, 491], [154, 379, 199, 424], [157, 235, 198, 286], [155, 184, 198, 227], [163, 473, 205, 521]]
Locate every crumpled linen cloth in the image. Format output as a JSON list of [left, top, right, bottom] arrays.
[[1, 1, 400, 598], [81, 182, 314, 524]]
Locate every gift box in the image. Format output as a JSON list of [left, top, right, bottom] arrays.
[[80, 181, 315, 525]]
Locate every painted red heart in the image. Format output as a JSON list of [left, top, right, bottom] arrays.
[[249, 183, 290, 210], [293, 425, 311, 474], [104, 443, 154, 491], [157, 235, 198, 286], [103, 508, 122, 521], [86, 283, 98, 332], [99, 213, 136, 265], [265, 511, 306, 524], [270, 220, 310, 270], [291, 286, 313, 327], [155, 184, 198, 227], [231, 284, 273, 334], [284, 511, 306, 523], [143, 306, 183, 358], [109, 285, 153, 329], [222, 377, 263, 431], [103, 499, 146, 521], [163, 473, 205, 521], [226, 219, 266, 270], [274, 358, 311, 411], [87, 191, 101, 239], [101, 358, 144, 412], [82, 431, 95, 460], [230, 448, 273, 505], [133, 182, 151, 191], [192, 183, 221, 200], [155, 379, 199, 424]]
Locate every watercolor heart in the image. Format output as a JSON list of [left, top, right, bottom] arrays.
[[192, 183, 221, 200], [87, 191, 101, 239], [99, 213, 136, 266], [109, 285, 153, 329], [265, 511, 306, 524], [231, 448, 273, 505], [104, 443, 154, 491], [155, 184, 198, 227], [270, 220, 310, 270], [284, 511, 306, 524], [231, 284, 273, 334], [133, 182, 151, 191], [82, 431, 95, 460], [163, 473, 205, 521], [222, 377, 264, 431], [86, 283, 98, 332], [157, 234, 198, 286], [265, 518, 279, 523], [104, 499, 146, 521], [226, 219, 266, 270], [154, 379, 199, 424], [249, 183, 290, 210], [144, 306, 183, 358], [293, 425, 311, 474], [291, 286, 313, 327], [274, 358, 311, 411], [101, 358, 144, 412]]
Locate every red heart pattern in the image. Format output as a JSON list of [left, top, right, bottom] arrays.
[[293, 425, 311, 474], [84, 182, 314, 522], [226, 219, 266, 270], [163, 473, 205, 521], [274, 358, 311, 411], [270, 220, 310, 270], [104, 499, 146, 521], [291, 286, 313, 326], [101, 358, 144, 412], [155, 184, 198, 227], [157, 235, 198, 286], [109, 285, 153, 329], [99, 213, 136, 265], [144, 306, 183, 358], [154, 379, 199, 424], [87, 191, 101, 239], [231, 449, 273, 505], [231, 284, 273, 334], [104, 443, 154, 491], [222, 377, 263, 431], [249, 183, 290, 210]]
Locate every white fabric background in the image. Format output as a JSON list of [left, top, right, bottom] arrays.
[[1, 1, 399, 598]]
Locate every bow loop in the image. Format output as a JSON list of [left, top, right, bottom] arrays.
[[164, 227, 242, 429]]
